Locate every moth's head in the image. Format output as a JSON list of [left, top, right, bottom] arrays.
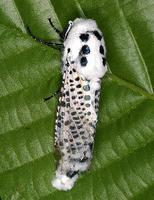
[[63, 18, 99, 40]]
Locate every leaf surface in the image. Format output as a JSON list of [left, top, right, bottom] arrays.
[[0, 0, 154, 199]]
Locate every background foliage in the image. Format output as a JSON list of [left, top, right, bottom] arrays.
[[0, 0, 154, 199]]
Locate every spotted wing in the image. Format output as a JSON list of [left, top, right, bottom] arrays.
[[55, 63, 97, 160]]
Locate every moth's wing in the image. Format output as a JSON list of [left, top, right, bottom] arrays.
[[63, 64, 97, 157], [55, 67, 80, 154], [55, 62, 98, 158], [54, 71, 71, 150]]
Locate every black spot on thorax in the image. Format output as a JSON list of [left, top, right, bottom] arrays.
[[93, 30, 102, 40], [80, 45, 90, 54], [79, 33, 89, 42], [102, 57, 106, 66], [80, 56, 88, 66], [99, 45, 104, 54]]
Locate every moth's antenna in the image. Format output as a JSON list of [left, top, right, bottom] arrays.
[[27, 26, 63, 50], [48, 18, 63, 39]]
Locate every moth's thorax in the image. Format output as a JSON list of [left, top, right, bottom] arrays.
[[62, 18, 107, 81]]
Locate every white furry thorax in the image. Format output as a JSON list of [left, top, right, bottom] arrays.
[[63, 18, 107, 84]]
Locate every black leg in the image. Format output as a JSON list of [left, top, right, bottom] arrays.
[[44, 89, 60, 101], [48, 18, 63, 39], [27, 27, 63, 50]]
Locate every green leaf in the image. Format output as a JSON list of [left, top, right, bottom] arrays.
[[0, 0, 154, 199]]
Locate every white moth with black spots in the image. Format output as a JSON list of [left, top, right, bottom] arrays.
[[27, 17, 107, 191], [52, 18, 107, 190]]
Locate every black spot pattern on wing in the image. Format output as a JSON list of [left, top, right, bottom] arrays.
[[55, 58, 101, 183], [94, 89, 100, 114], [66, 170, 79, 178]]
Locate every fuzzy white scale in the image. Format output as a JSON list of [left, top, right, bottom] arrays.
[[52, 18, 107, 191]]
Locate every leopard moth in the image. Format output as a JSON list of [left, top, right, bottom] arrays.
[[51, 18, 107, 191]]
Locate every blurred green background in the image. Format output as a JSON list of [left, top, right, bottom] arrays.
[[0, 0, 154, 199]]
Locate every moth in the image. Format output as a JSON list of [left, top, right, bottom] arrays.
[[28, 18, 107, 191]]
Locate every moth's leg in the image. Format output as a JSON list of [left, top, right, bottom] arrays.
[[44, 89, 60, 101], [27, 27, 63, 50], [48, 18, 63, 40]]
